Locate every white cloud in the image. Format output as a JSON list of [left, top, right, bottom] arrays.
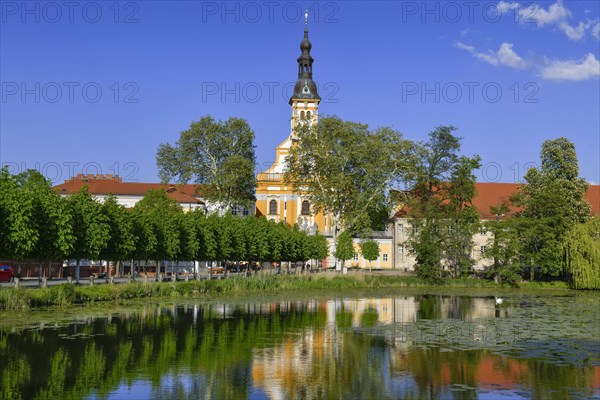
[[456, 42, 528, 69], [456, 41, 599, 81], [497, 43, 529, 69], [518, 0, 570, 27], [541, 53, 600, 81], [496, 1, 520, 14], [455, 42, 475, 52], [558, 21, 589, 40], [592, 22, 600, 40], [500, 0, 597, 41]]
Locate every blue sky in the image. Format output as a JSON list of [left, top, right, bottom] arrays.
[[1, 0, 599, 185]]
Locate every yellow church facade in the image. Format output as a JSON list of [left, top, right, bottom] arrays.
[[255, 19, 394, 269]]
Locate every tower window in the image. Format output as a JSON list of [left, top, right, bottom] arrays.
[[306, 111, 311, 119], [300, 111, 305, 119], [301, 200, 310, 215], [269, 200, 277, 215]]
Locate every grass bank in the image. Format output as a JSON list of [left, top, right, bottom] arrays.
[[0, 274, 573, 311]]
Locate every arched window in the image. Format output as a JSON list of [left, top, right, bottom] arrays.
[[269, 199, 277, 215], [300, 111, 305, 119], [306, 111, 311, 119], [301, 200, 310, 215]]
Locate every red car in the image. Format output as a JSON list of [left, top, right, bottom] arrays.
[[0, 265, 14, 282]]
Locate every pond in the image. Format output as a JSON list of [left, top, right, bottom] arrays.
[[0, 291, 598, 399]]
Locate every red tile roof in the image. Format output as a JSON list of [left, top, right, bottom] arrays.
[[473, 182, 522, 219], [473, 182, 599, 218], [395, 182, 599, 219], [54, 175, 204, 205]]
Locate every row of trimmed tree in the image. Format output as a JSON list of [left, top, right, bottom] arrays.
[[0, 168, 329, 281]]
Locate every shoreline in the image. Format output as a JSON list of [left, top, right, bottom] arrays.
[[0, 273, 584, 311]]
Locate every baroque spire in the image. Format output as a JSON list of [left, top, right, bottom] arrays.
[[289, 10, 320, 104]]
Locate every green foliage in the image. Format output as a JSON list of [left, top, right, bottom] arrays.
[[65, 187, 110, 261], [360, 240, 380, 270], [285, 115, 414, 236], [563, 218, 600, 289], [411, 224, 444, 283], [512, 137, 591, 279], [156, 115, 257, 211], [334, 231, 354, 267], [18, 170, 73, 262], [190, 209, 217, 261], [484, 205, 522, 286], [306, 234, 329, 262], [174, 211, 198, 261], [444, 155, 481, 277], [132, 189, 182, 262], [407, 126, 480, 281], [100, 194, 136, 262], [53, 283, 77, 305], [0, 167, 37, 259]]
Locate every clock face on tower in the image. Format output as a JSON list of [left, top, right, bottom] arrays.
[[302, 82, 311, 95]]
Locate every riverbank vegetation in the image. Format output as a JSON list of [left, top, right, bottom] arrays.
[[0, 274, 574, 311]]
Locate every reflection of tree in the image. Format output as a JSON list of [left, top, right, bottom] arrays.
[[0, 300, 597, 399], [0, 303, 328, 399], [304, 333, 391, 400], [361, 307, 379, 327], [526, 359, 596, 400], [416, 295, 480, 321], [1, 354, 30, 400]]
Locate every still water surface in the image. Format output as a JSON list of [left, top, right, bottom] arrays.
[[0, 292, 599, 399]]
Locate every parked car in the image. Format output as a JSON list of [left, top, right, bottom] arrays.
[[0, 265, 14, 282]]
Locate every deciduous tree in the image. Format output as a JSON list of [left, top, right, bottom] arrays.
[[562, 218, 600, 289], [334, 231, 354, 271], [156, 116, 257, 212], [65, 187, 110, 283], [0, 167, 37, 261], [100, 195, 136, 276], [512, 137, 591, 279], [284, 116, 414, 251], [360, 240, 380, 271], [407, 126, 480, 281], [19, 170, 73, 278]]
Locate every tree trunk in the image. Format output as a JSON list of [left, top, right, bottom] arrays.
[[529, 256, 534, 281], [76, 259, 80, 284], [333, 222, 341, 272]]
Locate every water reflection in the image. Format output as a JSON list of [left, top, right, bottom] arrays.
[[0, 294, 598, 399]]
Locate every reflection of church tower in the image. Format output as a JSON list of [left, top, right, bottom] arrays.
[[290, 12, 320, 138]]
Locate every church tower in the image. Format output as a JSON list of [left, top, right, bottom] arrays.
[[255, 12, 326, 233], [289, 11, 320, 138]]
